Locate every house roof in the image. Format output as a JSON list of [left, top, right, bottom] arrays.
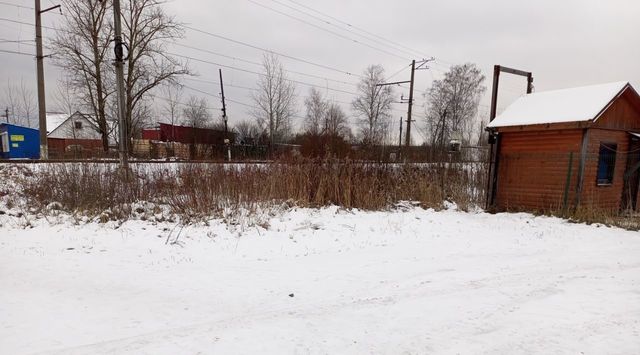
[[46, 112, 100, 135], [487, 81, 633, 128], [45, 113, 72, 134]]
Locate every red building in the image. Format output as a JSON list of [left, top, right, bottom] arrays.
[[142, 123, 234, 145], [487, 81, 640, 213]]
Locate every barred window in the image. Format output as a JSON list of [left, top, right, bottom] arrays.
[[596, 143, 617, 185]]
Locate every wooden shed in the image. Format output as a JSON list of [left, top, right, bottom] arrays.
[[487, 81, 640, 213]]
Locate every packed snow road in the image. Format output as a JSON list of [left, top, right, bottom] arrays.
[[1, 207, 639, 354]]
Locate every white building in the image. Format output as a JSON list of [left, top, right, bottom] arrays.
[[46, 112, 102, 140]]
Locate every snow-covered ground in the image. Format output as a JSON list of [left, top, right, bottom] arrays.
[[1, 207, 639, 354]]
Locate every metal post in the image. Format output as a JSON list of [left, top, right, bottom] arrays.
[[112, 0, 128, 168], [485, 65, 534, 209], [4, 108, 8, 123], [405, 60, 416, 148], [35, 0, 48, 159]]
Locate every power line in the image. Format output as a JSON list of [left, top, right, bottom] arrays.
[[0, 1, 62, 15], [185, 77, 362, 113], [283, 0, 431, 59], [0, 48, 33, 56], [0, 17, 365, 90], [0, 38, 35, 45], [0, 1, 33, 10], [183, 25, 363, 80], [185, 77, 258, 92], [246, 0, 409, 61], [172, 41, 359, 87], [147, 93, 222, 111], [169, 52, 361, 97], [268, 0, 423, 59], [182, 84, 309, 121]]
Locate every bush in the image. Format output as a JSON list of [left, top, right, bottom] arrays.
[[18, 160, 488, 221]]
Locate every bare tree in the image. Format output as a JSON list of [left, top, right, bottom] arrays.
[[303, 87, 327, 135], [2, 80, 19, 124], [251, 53, 297, 145], [122, 0, 189, 142], [54, 76, 79, 115], [182, 95, 210, 159], [324, 103, 351, 138], [424, 63, 486, 148], [161, 83, 183, 141], [18, 79, 36, 128], [352, 65, 394, 145], [52, 0, 114, 151], [234, 120, 261, 144], [182, 96, 210, 129], [53, 0, 188, 150]]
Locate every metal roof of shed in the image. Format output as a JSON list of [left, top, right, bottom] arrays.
[[487, 81, 633, 128]]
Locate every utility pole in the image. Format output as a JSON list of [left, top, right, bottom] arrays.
[[486, 65, 534, 208], [219, 69, 231, 161], [405, 60, 416, 147], [4, 108, 9, 123], [377, 58, 433, 155], [35, 1, 60, 159], [219, 69, 228, 133], [110, 0, 129, 168], [398, 117, 403, 151]]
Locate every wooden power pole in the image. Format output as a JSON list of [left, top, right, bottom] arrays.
[[35, 1, 60, 159], [219, 69, 231, 161], [219, 69, 228, 133]]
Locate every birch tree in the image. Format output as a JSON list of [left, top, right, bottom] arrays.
[[303, 88, 327, 136], [351, 65, 393, 145], [424, 63, 486, 148], [251, 53, 296, 145]]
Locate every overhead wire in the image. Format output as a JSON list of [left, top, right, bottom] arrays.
[[246, 0, 410, 61], [183, 24, 363, 80], [283, 0, 430, 59], [0, 48, 33, 56], [171, 41, 359, 87], [269, 0, 422, 59]]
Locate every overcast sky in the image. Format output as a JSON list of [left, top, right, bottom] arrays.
[[1, 0, 639, 141]]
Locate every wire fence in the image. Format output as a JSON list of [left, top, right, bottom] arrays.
[[495, 151, 640, 215]]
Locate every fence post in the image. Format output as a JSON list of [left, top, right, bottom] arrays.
[[562, 152, 575, 214]]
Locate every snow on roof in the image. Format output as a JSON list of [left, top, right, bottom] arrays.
[[488, 81, 630, 128], [45, 113, 71, 133]]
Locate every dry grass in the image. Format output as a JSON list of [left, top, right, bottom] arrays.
[[18, 160, 487, 222]]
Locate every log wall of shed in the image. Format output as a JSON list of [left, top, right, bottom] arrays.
[[495, 129, 583, 211]]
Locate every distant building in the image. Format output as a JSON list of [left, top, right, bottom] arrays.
[[46, 112, 105, 157], [487, 81, 640, 213], [0, 123, 40, 159], [142, 123, 234, 145]]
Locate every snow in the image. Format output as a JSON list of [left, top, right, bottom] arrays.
[[46, 113, 71, 134], [488, 81, 630, 128], [1, 207, 639, 354]]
